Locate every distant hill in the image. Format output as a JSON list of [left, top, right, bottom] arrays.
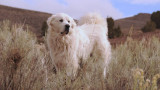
[[0, 5, 51, 37], [1, 5, 159, 45], [0, 5, 151, 34], [115, 13, 151, 30], [112, 13, 160, 45]]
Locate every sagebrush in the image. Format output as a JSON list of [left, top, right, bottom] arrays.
[[141, 21, 156, 32], [107, 17, 122, 39], [0, 21, 160, 90]]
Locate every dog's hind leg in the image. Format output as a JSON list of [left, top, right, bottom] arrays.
[[96, 39, 111, 78]]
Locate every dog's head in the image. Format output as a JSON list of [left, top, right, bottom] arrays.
[[47, 13, 76, 35]]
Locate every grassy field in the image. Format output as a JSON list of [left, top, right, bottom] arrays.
[[0, 21, 160, 90]]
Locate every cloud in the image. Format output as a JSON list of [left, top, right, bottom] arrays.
[[127, 0, 160, 5], [0, 0, 123, 19]]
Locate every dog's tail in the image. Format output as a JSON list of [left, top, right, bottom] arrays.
[[78, 13, 108, 34], [78, 13, 107, 26]]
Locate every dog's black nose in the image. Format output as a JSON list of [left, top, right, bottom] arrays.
[[64, 24, 70, 34], [65, 24, 70, 29]]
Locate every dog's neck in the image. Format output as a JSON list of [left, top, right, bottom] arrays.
[[48, 29, 77, 53], [48, 28, 76, 44]]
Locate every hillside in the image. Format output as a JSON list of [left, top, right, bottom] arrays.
[[0, 5, 51, 37], [115, 13, 151, 30], [0, 5, 159, 45], [0, 5, 151, 34]]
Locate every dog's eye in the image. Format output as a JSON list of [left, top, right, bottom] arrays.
[[59, 19, 63, 22], [68, 20, 70, 23]]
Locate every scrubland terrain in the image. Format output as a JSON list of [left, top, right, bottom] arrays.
[[0, 21, 160, 90], [0, 4, 160, 90]]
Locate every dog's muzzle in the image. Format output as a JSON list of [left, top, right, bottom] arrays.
[[61, 24, 70, 35]]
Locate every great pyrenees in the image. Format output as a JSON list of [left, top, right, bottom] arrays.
[[47, 13, 111, 77]]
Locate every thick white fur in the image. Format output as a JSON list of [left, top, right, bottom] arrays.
[[47, 13, 111, 77]]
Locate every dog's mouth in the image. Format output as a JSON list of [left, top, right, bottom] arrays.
[[61, 29, 69, 35], [61, 25, 70, 35]]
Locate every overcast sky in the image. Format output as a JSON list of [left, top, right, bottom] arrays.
[[0, 0, 160, 19]]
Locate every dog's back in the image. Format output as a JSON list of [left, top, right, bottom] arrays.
[[78, 13, 108, 34]]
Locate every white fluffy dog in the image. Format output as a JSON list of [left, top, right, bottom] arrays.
[[47, 13, 111, 77]]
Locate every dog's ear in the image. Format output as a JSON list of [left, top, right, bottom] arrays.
[[47, 15, 56, 26], [71, 19, 77, 29]]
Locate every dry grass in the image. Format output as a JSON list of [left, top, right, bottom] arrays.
[[107, 37, 160, 90], [0, 20, 51, 90], [0, 21, 160, 90]]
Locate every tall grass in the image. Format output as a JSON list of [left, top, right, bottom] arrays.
[[0, 21, 160, 90], [107, 37, 160, 90], [0, 21, 51, 90]]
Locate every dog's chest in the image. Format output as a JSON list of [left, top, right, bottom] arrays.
[[52, 36, 77, 54]]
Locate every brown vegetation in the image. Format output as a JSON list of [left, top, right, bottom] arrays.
[[1, 5, 160, 90], [1, 21, 160, 90]]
